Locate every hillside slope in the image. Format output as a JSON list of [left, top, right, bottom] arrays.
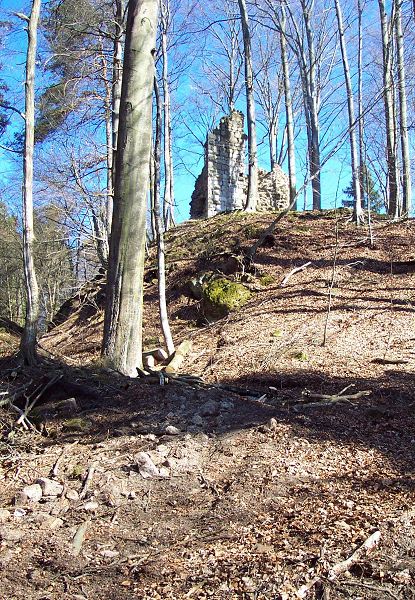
[[1, 211, 415, 600]]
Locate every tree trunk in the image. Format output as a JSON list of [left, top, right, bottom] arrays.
[[110, 0, 125, 230], [238, 0, 258, 212], [20, 0, 41, 366], [334, 0, 363, 224], [102, 0, 158, 377], [395, 0, 411, 214], [160, 0, 175, 230], [279, 5, 297, 210], [154, 76, 175, 355], [378, 0, 399, 218], [357, 0, 366, 209]]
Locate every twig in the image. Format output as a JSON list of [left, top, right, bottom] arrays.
[[79, 463, 96, 499], [280, 261, 312, 287], [328, 530, 381, 580], [50, 441, 78, 478]]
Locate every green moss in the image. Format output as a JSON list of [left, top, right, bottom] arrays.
[[271, 329, 283, 338], [203, 278, 251, 319], [63, 418, 91, 432], [259, 274, 276, 287], [292, 351, 309, 362]]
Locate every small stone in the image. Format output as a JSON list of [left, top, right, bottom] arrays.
[[135, 451, 160, 479], [66, 489, 79, 501], [36, 478, 64, 497], [83, 500, 99, 512], [100, 549, 120, 558], [143, 355, 155, 369], [158, 467, 170, 478], [268, 418, 278, 431], [128, 491, 136, 500], [21, 483, 42, 503], [0, 509, 10, 524], [165, 425, 180, 436], [200, 400, 219, 417], [156, 444, 169, 457], [13, 508, 26, 518]]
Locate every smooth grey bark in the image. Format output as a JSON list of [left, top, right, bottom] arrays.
[[334, 0, 363, 223], [279, 4, 297, 210], [395, 0, 411, 214], [160, 0, 175, 230], [102, 0, 158, 376], [108, 0, 125, 235], [153, 77, 175, 355], [378, 0, 399, 218], [238, 0, 258, 212], [20, 0, 41, 365]]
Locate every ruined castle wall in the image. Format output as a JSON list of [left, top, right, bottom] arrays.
[[190, 112, 290, 218]]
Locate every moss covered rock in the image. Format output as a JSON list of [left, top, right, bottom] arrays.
[[202, 278, 251, 320]]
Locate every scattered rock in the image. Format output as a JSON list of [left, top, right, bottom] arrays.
[[268, 417, 278, 431], [100, 549, 120, 559], [83, 500, 99, 512], [165, 425, 181, 436], [33, 513, 64, 530], [143, 355, 156, 369], [20, 484, 43, 503], [0, 509, 10, 524], [200, 400, 219, 417], [164, 340, 193, 374], [66, 489, 79, 501], [36, 477, 64, 497], [13, 508, 26, 518], [158, 467, 170, 478], [135, 451, 160, 479]]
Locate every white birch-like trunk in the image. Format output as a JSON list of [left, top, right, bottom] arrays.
[[378, 0, 399, 218], [20, 0, 41, 365], [238, 0, 258, 212], [334, 0, 363, 223], [154, 76, 175, 355], [160, 0, 175, 230], [103, 0, 158, 376], [279, 5, 297, 209], [395, 0, 411, 214]]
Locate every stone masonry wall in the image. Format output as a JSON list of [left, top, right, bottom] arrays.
[[190, 112, 289, 218]]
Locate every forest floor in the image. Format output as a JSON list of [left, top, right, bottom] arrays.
[[0, 210, 415, 600]]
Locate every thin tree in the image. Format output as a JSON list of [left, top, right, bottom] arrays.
[[395, 0, 411, 214], [19, 0, 41, 365], [103, 0, 158, 376], [279, 3, 297, 209], [237, 0, 259, 212], [378, 0, 399, 218], [154, 76, 175, 355], [334, 0, 363, 223]]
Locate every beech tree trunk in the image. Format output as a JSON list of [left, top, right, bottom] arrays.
[[378, 0, 399, 218], [238, 0, 258, 212], [334, 0, 363, 223], [160, 0, 175, 230], [20, 0, 41, 366], [102, 0, 158, 376], [395, 0, 411, 214], [279, 5, 297, 209]]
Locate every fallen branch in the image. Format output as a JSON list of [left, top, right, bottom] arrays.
[[328, 530, 381, 580], [301, 385, 371, 404], [280, 261, 312, 287], [80, 463, 96, 499]]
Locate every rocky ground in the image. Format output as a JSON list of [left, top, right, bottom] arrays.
[[0, 211, 414, 599]]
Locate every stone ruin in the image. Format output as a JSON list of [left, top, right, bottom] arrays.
[[190, 111, 290, 219]]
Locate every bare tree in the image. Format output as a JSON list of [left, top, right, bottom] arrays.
[[334, 0, 363, 223], [103, 0, 158, 376], [394, 0, 411, 215], [238, 0, 259, 211], [19, 0, 41, 365]]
